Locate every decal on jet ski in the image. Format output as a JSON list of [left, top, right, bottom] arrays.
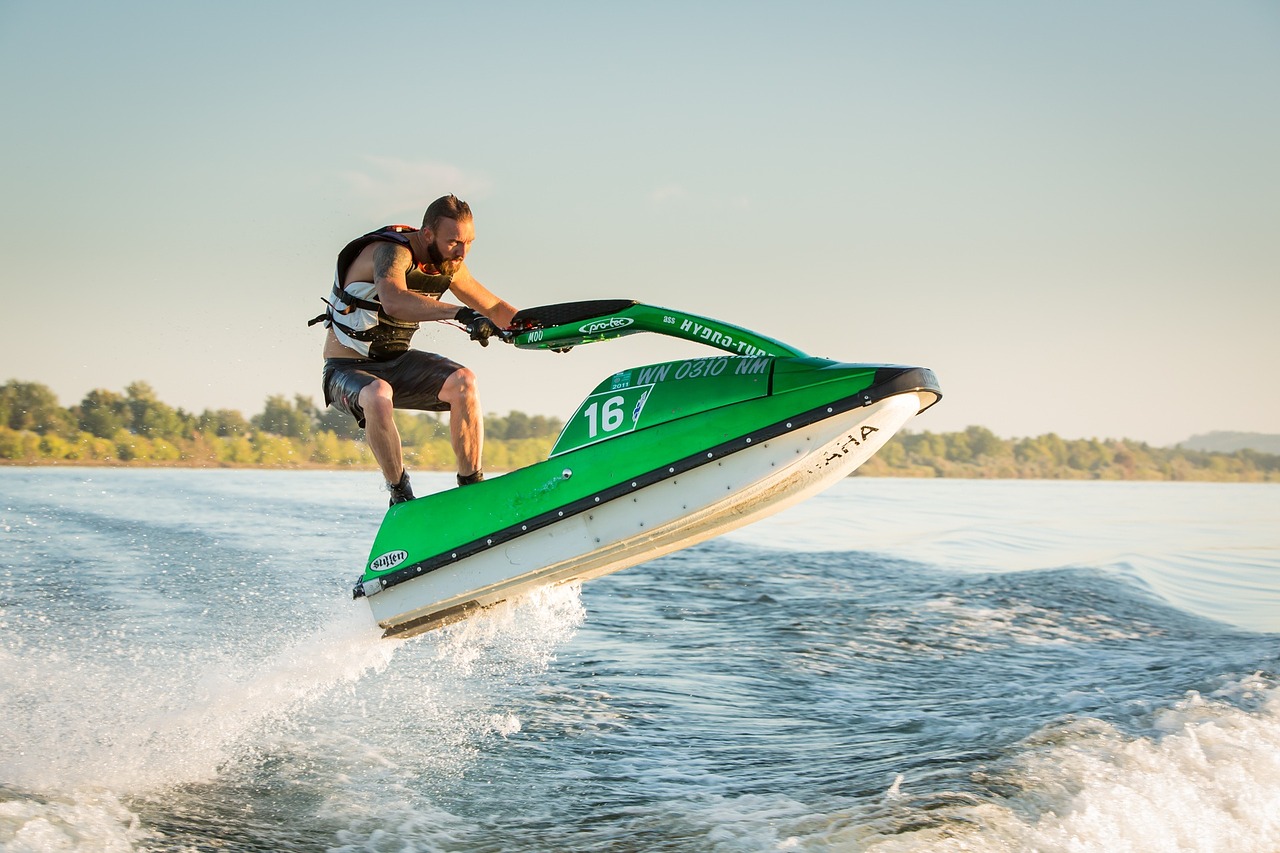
[[677, 319, 770, 357], [370, 550, 409, 572], [580, 317, 634, 335], [563, 384, 654, 447], [820, 425, 881, 467], [623, 357, 772, 389], [631, 388, 651, 422], [674, 358, 730, 380]]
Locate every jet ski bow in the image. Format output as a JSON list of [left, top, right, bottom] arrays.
[[353, 300, 941, 638]]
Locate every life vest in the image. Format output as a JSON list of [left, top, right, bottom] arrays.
[[307, 225, 454, 359]]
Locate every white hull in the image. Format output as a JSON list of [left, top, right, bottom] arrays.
[[367, 392, 927, 637]]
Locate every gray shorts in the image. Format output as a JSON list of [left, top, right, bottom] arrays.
[[323, 351, 464, 428]]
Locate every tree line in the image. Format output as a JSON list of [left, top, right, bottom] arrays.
[[0, 379, 562, 470], [1, 379, 1277, 481], [857, 425, 1280, 482]]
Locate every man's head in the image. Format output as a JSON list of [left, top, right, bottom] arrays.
[[422, 194, 472, 231], [421, 194, 475, 276]]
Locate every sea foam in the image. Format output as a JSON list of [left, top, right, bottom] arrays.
[[862, 673, 1280, 852]]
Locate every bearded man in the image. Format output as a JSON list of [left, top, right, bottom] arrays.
[[311, 194, 517, 505]]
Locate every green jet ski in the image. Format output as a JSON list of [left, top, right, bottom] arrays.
[[353, 299, 941, 638]]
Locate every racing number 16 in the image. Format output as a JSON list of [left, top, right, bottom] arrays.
[[583, 395, 626, 438]]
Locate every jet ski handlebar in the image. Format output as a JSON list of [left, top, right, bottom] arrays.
[[505, 300, 807, 359]]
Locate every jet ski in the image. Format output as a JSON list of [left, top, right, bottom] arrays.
[[353, 299, 941, 638]]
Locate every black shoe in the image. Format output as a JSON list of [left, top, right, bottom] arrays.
[[457, 470, 484, 487], [388, 471, 415, 506]]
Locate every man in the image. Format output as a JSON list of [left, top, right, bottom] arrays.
[[311, 194, 517, 505]]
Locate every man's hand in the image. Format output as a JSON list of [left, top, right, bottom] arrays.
[[454, 308, 507, 347]]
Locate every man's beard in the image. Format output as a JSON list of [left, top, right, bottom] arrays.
[[427, 241, 462, 276]]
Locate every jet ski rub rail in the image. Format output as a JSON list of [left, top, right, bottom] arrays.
[[354, 365, 939, 599]]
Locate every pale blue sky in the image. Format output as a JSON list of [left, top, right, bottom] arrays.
[[2, 1, 1276, 445]]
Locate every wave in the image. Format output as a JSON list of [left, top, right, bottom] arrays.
[[0, 581, 588, 851], [856, 673, 1280, 853]]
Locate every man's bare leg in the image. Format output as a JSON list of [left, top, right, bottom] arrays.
[[438, 367, 483, 478], [358, 379, 404, 485]]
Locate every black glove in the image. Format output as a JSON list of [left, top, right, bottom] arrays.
[[454, 308, 503, 347]]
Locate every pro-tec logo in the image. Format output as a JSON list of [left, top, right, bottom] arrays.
[[371, 550, 408, 572], [579, 317, 633, 335]]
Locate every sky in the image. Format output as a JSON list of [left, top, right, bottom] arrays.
[[1, 0, 1276, 447]]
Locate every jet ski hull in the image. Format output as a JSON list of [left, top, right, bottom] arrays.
[[364, 389, 930, 638]]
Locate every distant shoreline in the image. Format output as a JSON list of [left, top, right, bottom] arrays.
[[3, 378, 1277, 482], [4, 457, 1276, 483]]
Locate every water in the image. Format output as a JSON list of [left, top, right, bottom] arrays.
[[1, 469, 1277, 852]]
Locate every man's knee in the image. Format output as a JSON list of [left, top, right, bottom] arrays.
[[359, 379, 395, 422], [441, 367, 479, 404]]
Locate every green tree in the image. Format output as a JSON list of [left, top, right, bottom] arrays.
[[197, 408, 250, 437], [223, 434, 258, 464], [39, 433, 73, 459], [293, 394, 321, 427], [254, 433, 299, 465], [395, 411, 449, 446], [962, 425, 1003, 459], [77, 389, 131, 438], [529, 415, 563, 438], [317, 404, 363, 439], [72, 431, 117, 461], [484, 410, 563, 440], [0, 427, 41, 461], [112, 428, 151, 461], [0, 380, 74, 436], [125, 381, 189, 438], [945, 431, 974, 463], [253, 395, 313, 438], [149, 437, 182, 461], [499, 410, 532, 439]]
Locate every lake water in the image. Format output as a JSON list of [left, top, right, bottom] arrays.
[[1, 469, 1277, 852]]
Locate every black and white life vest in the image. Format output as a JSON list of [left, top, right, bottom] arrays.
[[307, 225, 454, 359]]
